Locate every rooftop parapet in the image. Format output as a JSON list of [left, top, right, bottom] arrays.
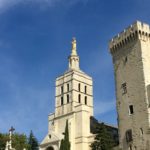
[[109, 21, 150, 55]]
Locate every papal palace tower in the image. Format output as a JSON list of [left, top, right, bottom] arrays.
[[109, 21, 150, 150]]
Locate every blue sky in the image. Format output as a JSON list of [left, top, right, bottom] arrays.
[[0, 0, 150, 142]]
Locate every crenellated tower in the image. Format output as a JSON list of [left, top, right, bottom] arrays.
[[109, 21, 150, 150]]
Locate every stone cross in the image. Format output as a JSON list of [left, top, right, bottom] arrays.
[[9, 126, 15, 149], [5, 126, 15, 150], [9, 126, 15, 133]]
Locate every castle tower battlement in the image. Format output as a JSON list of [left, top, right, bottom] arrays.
[[109, 21, 150, 150], [109, 21, 150, 55]]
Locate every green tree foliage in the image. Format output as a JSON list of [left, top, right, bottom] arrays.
[[91, 123, 115, 150], [60, 139, 64, 150], [60, 120, 70, 150], [12, 133, 29, 150], [0, 132, 29, 150], [28, 131, 39, 150], [0, 131, 39, 150], [0, 133, 9, 149]]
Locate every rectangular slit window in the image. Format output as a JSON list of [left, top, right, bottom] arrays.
[[85, 96, 87, 105], [61, 97, 63, 105], [126, 129, 133, 143], [85, 86, 87, 94], [78, 83, 81, 92], [67, 84, 69, 92], [78, 94, 81, 103], [147, 85, 150, 107], [129, 105, 134, 115], [123, 56, 128, 65], [67, 94, 69, 103], [122, 83, 127, 94], [61, 86, 63, 94]]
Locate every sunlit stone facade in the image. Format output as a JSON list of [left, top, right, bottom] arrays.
[[40, 38, 94, 150], [109, 21, 150, 150]]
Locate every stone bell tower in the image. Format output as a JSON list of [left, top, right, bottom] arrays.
[[40, 38, 94, 150], [109, 21, 150, 150]]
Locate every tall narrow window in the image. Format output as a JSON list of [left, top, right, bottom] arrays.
[[147, 85, 150, 107], [129, 145, 132, 150], [140, 128, 143, 136], [78, 83, 81, 92], [78, 94, 81, 103], [129, 105, 134, 115], [61, 86, 63, 94], [85, 96, 87, 105], [126, 129, 133, 143], [123, 56, 128, 65], [122, 83, 127, 94], [67, 94, 69, 103], [85, 86, 87, 94], [61, 97, 63, 105], [67, 84, 69, 92]]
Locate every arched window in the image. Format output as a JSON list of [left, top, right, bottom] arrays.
[[46, 147, 54, 150], [61, 97, 63, 105], [67, 94, 69, 103], [78, 94, 81, 103], [129, 145, 132, 150], [78, 83, 81, 92], [85, 96, 87, 105]]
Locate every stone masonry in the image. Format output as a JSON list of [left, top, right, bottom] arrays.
[[40, 38, 94, 150], [109, 21, 150, 150]]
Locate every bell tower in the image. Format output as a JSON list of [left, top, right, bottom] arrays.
[[109, 21, 150, 150], [40, 38, 94, 150]]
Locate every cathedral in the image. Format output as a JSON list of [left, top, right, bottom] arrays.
[[40, 20, 150, 150], [40, 38, 95, 150]]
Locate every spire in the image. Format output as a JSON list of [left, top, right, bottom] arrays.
[[68, 38, 80, 70]]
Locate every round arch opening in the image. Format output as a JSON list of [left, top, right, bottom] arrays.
[[46, 146, 54, 150]]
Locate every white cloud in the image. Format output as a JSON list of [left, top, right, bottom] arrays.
[[0, 0, 89, 13]]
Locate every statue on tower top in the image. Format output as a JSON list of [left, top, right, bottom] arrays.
[[71, 37, 77, 56], [72, 37, 76, 51], [68, 37, 79, 70]]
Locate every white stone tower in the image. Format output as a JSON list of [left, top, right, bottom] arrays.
[[40, 38, 94, 150], [109, 21, 150, 150]]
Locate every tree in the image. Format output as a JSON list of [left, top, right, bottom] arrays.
[[60, 120, 70, 150], [91, 123, 115, 150], [12, 133, 29, 150], [59, 139, 64, 150], [0, 132, 29, 150], [0, 133, 9, 150], [28, 131, 39, 150]]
